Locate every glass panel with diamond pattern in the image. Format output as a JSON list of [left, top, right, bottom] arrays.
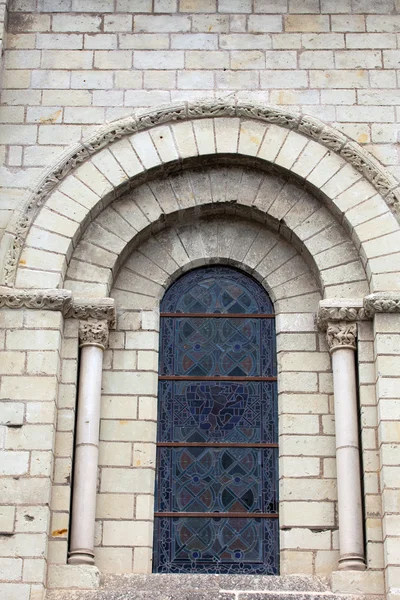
[[153, 266, 279, 574]]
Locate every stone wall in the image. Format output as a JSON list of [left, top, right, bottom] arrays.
[[2, 0, 400, 243], [45, 165, 376, 579], [1, 105, 396, 597], [1, 2, 400, 600], [0, 307, 64, 600]]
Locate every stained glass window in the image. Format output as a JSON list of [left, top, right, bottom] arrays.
[[153, 266, 279, 574]]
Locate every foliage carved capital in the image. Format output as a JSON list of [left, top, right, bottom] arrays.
[[79, 319, 109, 349], [64, 297, 116, 328], [326, 321, 357, 352]]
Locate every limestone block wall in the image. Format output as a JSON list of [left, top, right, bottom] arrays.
[[1, 1, 400, 244], [358, 321, 384, 572], [0, 1, 400, 597], [47, 318, 78, 572], [0, 307, 63, 600], [373, 313, 400, 597]]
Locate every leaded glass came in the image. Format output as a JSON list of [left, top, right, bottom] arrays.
[[153, 266, 279, 574]]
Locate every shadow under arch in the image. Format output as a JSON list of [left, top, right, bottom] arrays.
[[65, 163, 369, 302]]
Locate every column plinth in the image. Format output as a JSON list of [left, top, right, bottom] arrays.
[[327, 321, 366, 572], [68, 320, 109, 567]]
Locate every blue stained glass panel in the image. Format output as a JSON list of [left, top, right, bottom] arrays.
[[158, 381, 277, 444], [161, 266, 274, 314], [156, 447, 278, 514], [154, 266, 278, 575], [153, 517, 279, 575], [160, 317, 276, 377]]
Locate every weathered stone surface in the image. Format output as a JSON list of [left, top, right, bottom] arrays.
[[2, 5, 400, 600], [44, 573, 384, 600]]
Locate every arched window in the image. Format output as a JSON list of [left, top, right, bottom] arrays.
[[153, 266, 279, 574]]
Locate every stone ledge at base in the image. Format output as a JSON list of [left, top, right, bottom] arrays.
[[44, 574, 385, 600], [331, 571, 385, 596], [47, 565, 101, 590]]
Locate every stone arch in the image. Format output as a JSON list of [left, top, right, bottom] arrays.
[[2, 100, 399, 293], [91, 213, 337, 576], [111, 213, 322, 315], [63, 166, 368, 301]]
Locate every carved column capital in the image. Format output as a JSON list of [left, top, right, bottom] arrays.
[[326, 321, 357, 353], [79, 319, 109, 350]]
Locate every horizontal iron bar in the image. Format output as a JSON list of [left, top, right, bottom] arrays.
[[157, 442, 279, 448], [154, 512, 279, 518], [160, 313, 275, 318], [159, 376, 277, 381]]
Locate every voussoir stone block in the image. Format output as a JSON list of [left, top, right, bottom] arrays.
[[193, 118, 216, 155], [171, 120, 198, 159], [150, 125, 179, 163], [275, 130, 309, 170], [214, 117, 240, 153]]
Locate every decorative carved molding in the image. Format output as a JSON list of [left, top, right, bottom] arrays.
[[0, 287, 72, 310], [364, 292, 400, 316], [317, 299, 368, 330], [0, 288, 115, 326], [64, 297, 116, 328], [79, 320, 109, 349], [340, 142, 398, 196], [298, 115, 347, 152], [326, 321, 357, 352], [3, 99, 400, 286]]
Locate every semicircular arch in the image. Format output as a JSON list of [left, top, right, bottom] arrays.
[[61, 166, 369, 301], [109, 213, 323, 317], [4, 100, 400, 293]]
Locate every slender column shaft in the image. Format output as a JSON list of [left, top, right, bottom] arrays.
[[68, 321, 108, 566], [327, 322, 366, 571]]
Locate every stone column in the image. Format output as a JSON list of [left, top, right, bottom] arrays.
[[326, 321, 366, 571], [68, 319, 109, 566]]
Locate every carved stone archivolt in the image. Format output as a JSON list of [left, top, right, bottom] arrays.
[[79, 320, 109, 350], [3, 99, 400, 286], [326, 321, 357, 352]]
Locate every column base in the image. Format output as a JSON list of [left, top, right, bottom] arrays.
[[338, 554, 366, 571], [68, 548, 95, 566]]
